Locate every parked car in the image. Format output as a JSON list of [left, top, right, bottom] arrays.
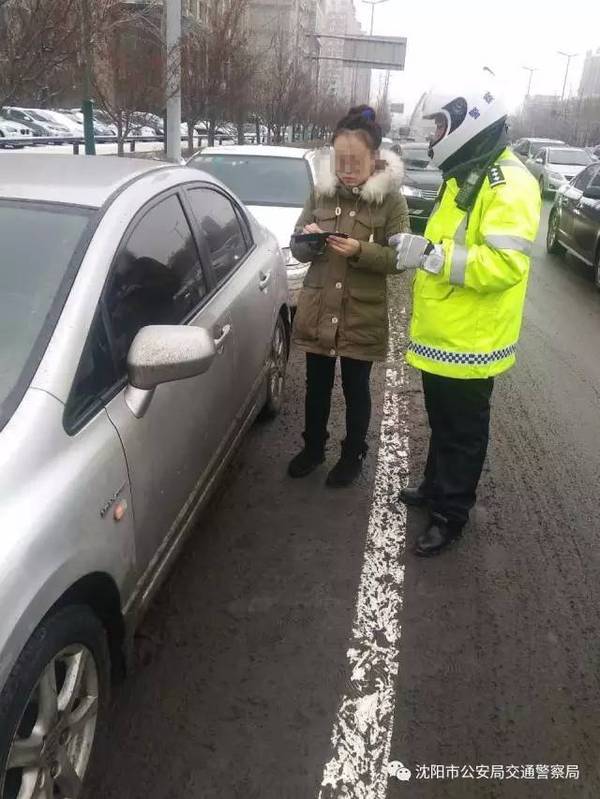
[[3, 107, 69, 138], [29, 108, 85, 137], [188, 145, 318, 305], [526, 146, 593, 196], [65, 109, 117, 137], [512, 137, 566, 162], [0, 154, 289, 798], [394, 142, 442, 230], [546, 161, 600, 287], [0, 119, 34, 148]]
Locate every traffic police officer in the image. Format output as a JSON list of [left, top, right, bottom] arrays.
[[391, 74, 542, 556]]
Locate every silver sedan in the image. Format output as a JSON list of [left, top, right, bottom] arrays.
[[0, 155, 290, 798], [526, 146, 593, 197]]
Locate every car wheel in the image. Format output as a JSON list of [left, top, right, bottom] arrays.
[[539, 177, 546, 199], [546, 210, 565, 255], [0, 605, 110, 799], [260, 315, 289, 420]]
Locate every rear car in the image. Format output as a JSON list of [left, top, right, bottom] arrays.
[[546, 161, 600, 287], [3, 107, 70, 138], [395, 142, 442, 231], [512, 137, 565, 162], [526, 146, 593, 197], [188, 145, 317, 305], [0, 154, 290, 799]]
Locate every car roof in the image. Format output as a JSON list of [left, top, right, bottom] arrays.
[[0, 154, 170, 208], [197, 145, 310, 159]]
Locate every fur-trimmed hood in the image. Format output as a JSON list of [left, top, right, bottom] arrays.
[[313, 149, 404, 205]]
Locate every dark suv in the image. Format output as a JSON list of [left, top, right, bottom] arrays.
[[395, 142, 443, 231], [546, 162, 600, 287]]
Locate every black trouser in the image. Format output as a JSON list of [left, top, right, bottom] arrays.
[[421, 371, 494, 529], [304, 353, 373, 456]]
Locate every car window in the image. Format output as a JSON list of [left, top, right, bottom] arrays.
[[587, 165, 600, 190], [0, 201, 93, 432], [189, 155, 312, 206], [186, 188, 250, 285], [106, 193, 208, 373], [64, 314, 116, 430], [547, 148, 592, 166], [572, 168, 593, 191], [533, 149, 545, 162]]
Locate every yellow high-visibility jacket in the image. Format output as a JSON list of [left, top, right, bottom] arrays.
[[407, 148, 541, 379]]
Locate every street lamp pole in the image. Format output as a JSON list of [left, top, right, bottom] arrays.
[[522, 66, 537, 98], [80, 0, 96, 155], [166, 0, 182, 163], [558, 51, 578, 101], [362, 0, 389, 37]]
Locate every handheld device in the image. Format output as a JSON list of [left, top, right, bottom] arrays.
[[292, 232, 349, 245]]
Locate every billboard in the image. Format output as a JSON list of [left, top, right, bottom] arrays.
[[314, 34, 407, 71]]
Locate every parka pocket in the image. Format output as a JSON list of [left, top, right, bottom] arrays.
[[343, 286, 387, 345], [314, 208, 338, 233], [293, 287, 321, 342], [353, 210, 386, 244]]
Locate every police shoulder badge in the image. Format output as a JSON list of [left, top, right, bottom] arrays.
[[488, 164, 506, 188]]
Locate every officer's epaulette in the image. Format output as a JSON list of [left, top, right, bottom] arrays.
[[487, 164, 506, 188]]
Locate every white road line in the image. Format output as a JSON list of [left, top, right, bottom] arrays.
[[319, 300, 409, 799]]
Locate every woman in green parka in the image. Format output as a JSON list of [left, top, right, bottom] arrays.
[[288, 105, 410, 487]]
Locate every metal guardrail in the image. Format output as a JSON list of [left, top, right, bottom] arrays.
[[0, 133, 235, 153]]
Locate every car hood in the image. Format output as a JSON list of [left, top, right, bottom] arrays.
[[546, 163, 587, 177], [404, 168, 443, 190], [247, 205, 302, 250]]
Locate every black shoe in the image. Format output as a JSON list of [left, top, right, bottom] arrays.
[[288, 447, 325, 478], [326, 442, 368, 488], [399, 484, 429, 508], [414, 514, 463, 557]]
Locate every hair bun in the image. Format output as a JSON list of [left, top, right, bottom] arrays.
[[348, 104, 376, 122]]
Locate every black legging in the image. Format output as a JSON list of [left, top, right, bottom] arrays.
[[304, 353, 373, 455]]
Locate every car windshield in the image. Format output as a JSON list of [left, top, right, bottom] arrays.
[[0, 202, 92, 427], [190, 155, 312, 206], [401, 147, 437, 170], [548, 149, 592, 166]]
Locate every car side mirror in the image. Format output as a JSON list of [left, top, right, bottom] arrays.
[[125, 325, 217, 417], [535, 157, 543, 164]]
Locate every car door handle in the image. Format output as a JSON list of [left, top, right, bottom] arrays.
[[259, 271, 272, 291], [214, 324, 232, 351]]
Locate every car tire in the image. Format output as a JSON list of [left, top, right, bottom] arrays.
[[259, 315, 289, 420], [594, 247, 600, 291], [546, 210, 565, 255], [539, 177, 546, 199], [0, 604, 110, 799]]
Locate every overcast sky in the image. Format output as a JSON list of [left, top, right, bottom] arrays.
[[356, 0, 599, 118]]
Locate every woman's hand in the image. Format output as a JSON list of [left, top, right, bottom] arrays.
[[327, 235, 361, 258], [303, 223, 324, 234]]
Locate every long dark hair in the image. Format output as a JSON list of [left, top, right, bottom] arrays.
[[332, 105, 383, 151]]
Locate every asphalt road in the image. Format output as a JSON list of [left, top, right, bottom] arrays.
[[88, 201, 600, 799]]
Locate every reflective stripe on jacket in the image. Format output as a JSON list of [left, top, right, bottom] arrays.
[[407, 149, 542, 379]]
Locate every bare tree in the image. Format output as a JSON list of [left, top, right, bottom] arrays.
[[92, 3, 169, 154], [0, 0, 80, 108], [181, 0, 254, 151], [258, 23, 308, 144]]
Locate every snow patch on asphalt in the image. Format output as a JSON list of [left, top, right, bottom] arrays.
[[319, 301, 409, 798]]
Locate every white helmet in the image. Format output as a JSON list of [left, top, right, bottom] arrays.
[[422, 73, 508, 168]]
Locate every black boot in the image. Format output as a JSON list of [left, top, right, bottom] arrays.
[[326, 441, 368, 488], [414, 513, 463, 557], [288, 435, 326, 478], [399, 484, 429, 508]]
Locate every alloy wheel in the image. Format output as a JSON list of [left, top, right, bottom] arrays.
[[3, 645, 99, 799], [268, 320, 287, 409]]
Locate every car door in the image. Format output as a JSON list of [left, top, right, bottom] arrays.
[[185, 185, 275, 418], [101, 190, 236, 575], [571, 164, 600, 262], [558, 170, 590, 249]]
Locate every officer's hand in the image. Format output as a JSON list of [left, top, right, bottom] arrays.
[[389, 233, 430, 270], [389, 233, 445, 275]]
